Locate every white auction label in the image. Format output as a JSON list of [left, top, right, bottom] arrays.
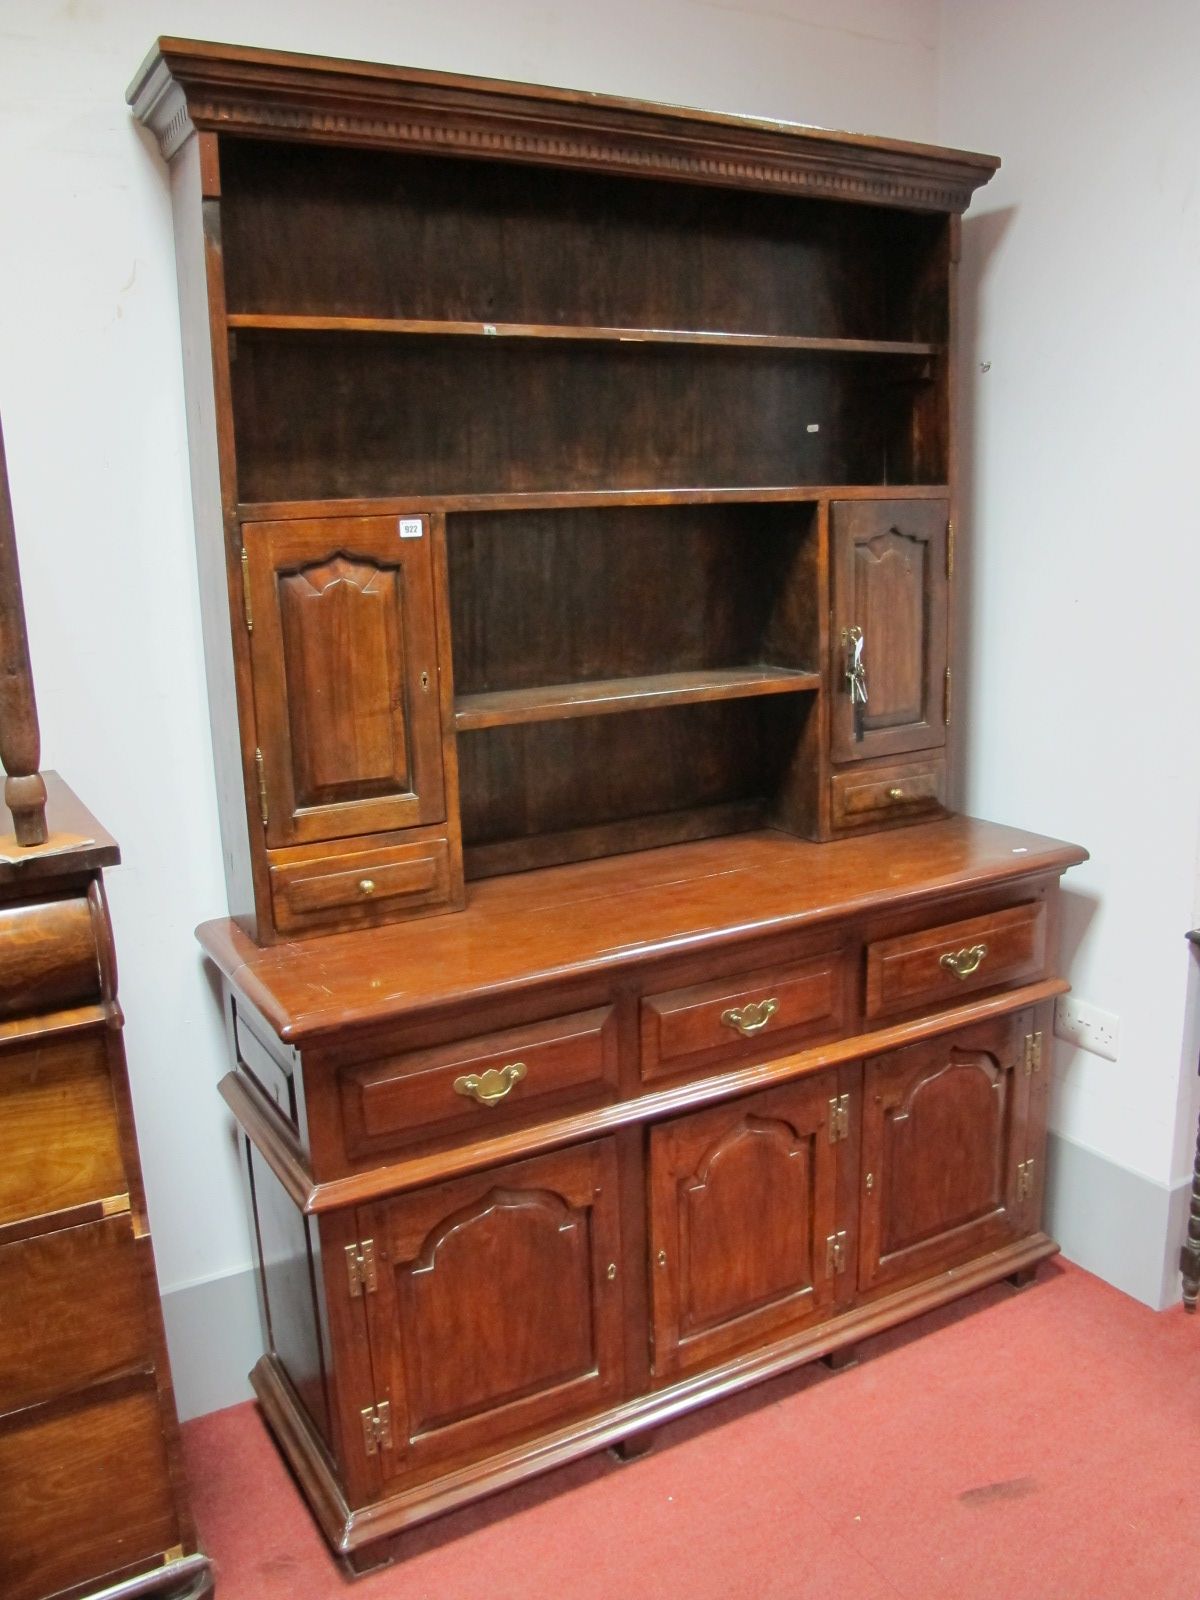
[[399, 518, 424, 539]]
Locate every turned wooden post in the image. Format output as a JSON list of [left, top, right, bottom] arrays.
[[1181, 931, 1200, 1311], [0, 410, 47, 846]]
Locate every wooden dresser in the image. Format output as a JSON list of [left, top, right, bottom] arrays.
[[0, 779, 212, 1600], [129, 39, 1087, 1572]]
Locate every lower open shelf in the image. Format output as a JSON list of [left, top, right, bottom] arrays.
[[453, 663, 819, 730]]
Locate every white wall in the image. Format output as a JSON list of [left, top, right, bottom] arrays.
[[939, 0, 1200, 1300], [0, 0, 939, 1410]]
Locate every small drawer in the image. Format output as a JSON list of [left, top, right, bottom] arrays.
[[640, 952, 850, 1084], [341, 1006, 619, 1155], [270, 837, 452, 936], [865, 900, 1047, 1022], [831, 758, 945, 832]]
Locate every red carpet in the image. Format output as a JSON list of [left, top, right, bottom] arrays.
[[182, 1260, 1200, 1599]]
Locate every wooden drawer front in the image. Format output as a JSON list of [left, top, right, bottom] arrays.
[[0, 1380, 179, 1600], [831, 757, 945, 832], [363, 1140, 625, 1474], [641, 952, 849, 1084], [270, 836, 452, 936], [865, 901, 1047, 1022], [0, 1032, 125, 1231], [0, 1217, 151, 1414], [0, 896, 99, 1019], [342, 1006, 619, 1155]]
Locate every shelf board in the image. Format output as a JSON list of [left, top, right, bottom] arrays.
[[454, 665, 820, 731], [226, 313, 939, 358], [239, 484, 950, 522]]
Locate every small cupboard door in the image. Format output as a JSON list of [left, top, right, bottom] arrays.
[[859, 1015, 1029, 1296], [831, 498, 948, 763], [360, 1141, 624, 1476], [245, 515, 446, 848], [649, 1077, 840, 1379]]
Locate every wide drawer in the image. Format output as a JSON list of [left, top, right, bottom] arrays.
[[831, 757, 946, 831], [0, 1031, 125, 1233], [341, 1005, 619, 1155], [865, 900, 1047, 1021], [640, 951, 851, 1084], [0, 1216, 151, 1414], [270, 836, 453, 936], [0, 1379, 179, 1600]]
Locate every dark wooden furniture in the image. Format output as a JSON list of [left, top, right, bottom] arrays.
[[1181, 930, 1199, 1311], [0, 412, 210, 1599], [129, 39, 1087, 1572]]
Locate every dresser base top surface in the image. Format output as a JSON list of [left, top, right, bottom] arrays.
[[197, 818, 1087, 1044]]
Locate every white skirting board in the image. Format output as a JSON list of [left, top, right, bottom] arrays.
[[160, 1263, 263, 1422], [1044, 1130, 1191, 1311]]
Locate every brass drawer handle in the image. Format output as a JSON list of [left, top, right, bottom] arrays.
[[358, 878, 376, 896], [721, 998, 778, 1037], [453, 1061, 527, 1107], [887, 787, 905, 801], [939, 943, 988, 979]]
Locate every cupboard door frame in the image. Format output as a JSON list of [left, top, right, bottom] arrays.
[[360, 1140, 625, 1477], [830, 497, 949, 764], [649, 1075, 841, 1380], [245, 514, 447, 849], [858, 1014, 1030, 1296]]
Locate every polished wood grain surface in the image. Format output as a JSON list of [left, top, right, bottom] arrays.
[[0, 1380, 180, 1600], [0, 1031, 126, 1230], [0, 1218, 151, 1413], [199, 819, 1086, 1040]]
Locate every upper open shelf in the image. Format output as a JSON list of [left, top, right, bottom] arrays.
[[226, 314, 939, 359], [218, 139, 950, 348]]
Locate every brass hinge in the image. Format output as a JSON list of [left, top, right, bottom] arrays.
[[240, 547, 253, 632], [1024, 1031, 1043, 1076], [254, 748, 269, 827], [825, 1230, 848, 1276], [944, 665, 953, 726], [828, 1093, 850, 1143], [345, 1238, 378, 1298], [360, 1399, 393, 1456], [946, 518, 955, 578], [1016, 1159, 1035, 1203]]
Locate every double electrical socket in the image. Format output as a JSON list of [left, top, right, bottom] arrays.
[[1053, 995, 1119, 1062]]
